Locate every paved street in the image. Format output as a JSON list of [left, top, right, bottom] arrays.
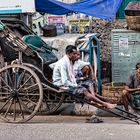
[[0, 115, 140, 140]]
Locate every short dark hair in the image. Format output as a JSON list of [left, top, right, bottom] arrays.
[[136, 62, 140, 69], [65, 45, 77, 54]]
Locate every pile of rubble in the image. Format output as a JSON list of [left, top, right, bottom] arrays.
[[92, 18, 127, 62], [42, 34, 82, 59]]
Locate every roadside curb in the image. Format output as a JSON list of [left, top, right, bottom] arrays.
[[55, 103, 123, 117]]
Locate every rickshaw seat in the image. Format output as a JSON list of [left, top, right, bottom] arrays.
[[22, 35, 52, 51], [22, 35, 58, 65]]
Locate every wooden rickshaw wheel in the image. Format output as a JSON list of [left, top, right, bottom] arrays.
[[40, 90, 65, 114], [0, 64, 43, 123], [23, 63, 65, 115]]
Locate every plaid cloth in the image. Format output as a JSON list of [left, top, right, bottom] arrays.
[[78, 79, 95, 89], [68, 86, 87, 97]]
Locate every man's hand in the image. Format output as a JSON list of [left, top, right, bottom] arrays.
[[137, 87, 140, 91], [79, 76, 87, 81]]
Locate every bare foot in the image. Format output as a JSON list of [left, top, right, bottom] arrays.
[[105, 103, 117, 109]]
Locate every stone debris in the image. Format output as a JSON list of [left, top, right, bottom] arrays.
[[42, 34, 83, 59], [92, 18, 127, 62]]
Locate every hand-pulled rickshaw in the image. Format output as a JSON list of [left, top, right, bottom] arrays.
[[0, 20, 139, 124]]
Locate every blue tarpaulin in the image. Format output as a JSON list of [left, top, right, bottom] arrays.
[[35, 0, 123, 20]]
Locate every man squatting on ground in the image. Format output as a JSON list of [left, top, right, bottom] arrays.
[[122, 62, 140, 111], [53, 45, 116, 109]]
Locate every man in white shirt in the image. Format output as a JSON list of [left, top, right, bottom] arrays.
[[53, 45, 77, 87], [53, 45, 116, 109]]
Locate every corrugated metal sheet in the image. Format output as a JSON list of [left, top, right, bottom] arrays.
[[111, 29, 140, 83]]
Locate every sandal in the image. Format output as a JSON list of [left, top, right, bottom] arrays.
[[86, 117, 104, 123]]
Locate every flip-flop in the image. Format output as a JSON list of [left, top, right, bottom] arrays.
[[86, 117, 104, 123]]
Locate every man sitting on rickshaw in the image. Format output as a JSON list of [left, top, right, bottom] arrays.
[[53, 45, 116, 110], [73, 51, 114, 106]]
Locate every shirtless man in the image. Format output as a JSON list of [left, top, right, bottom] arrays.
[[122, 63, 140, 111]]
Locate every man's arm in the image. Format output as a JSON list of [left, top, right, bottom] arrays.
[[125, 85, 140, 92], [125, 73, 140, 92]]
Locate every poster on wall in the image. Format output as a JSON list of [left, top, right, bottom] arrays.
[[119, 38, 130, 57], [0, 0, 35, 14]]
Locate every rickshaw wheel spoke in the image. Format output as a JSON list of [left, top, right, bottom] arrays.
[[0, 64, 43, 123], [40, 90, 65, 114]]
